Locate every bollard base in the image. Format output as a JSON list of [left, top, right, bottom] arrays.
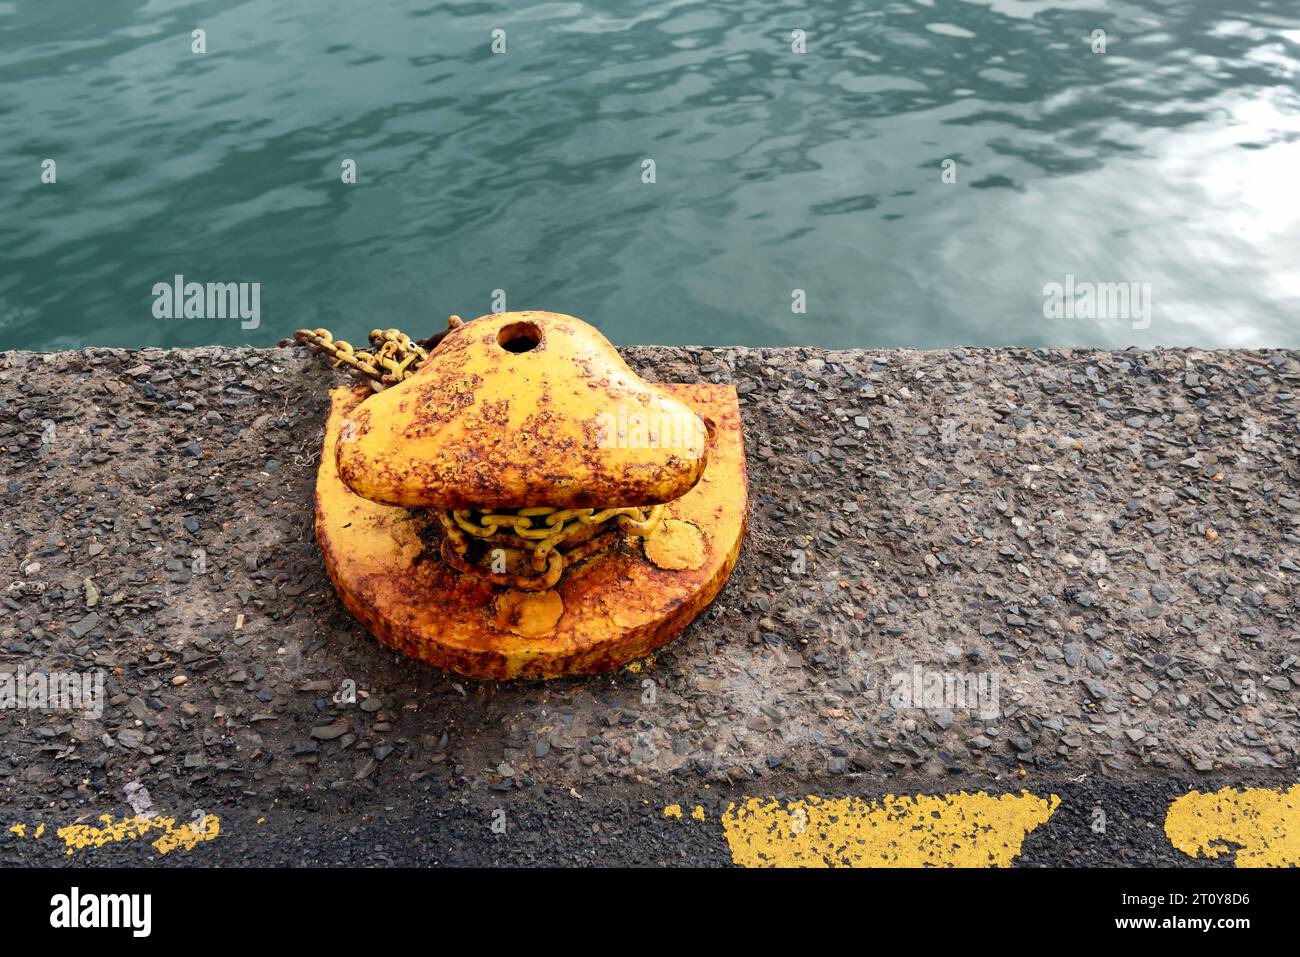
[[313, 383, 748, 679]]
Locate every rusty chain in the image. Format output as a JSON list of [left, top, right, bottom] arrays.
[[438, 504, 664, 591], [292, 327, 430, 391]]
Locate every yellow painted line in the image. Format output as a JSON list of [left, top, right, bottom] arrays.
[[663, 804, 707, 822], [10, 814, 221, 857], [51, 814, 221, 857], [1166, 785, 1300, 867], [721, 791, 1059, 867]]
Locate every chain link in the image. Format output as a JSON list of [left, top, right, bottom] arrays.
[[293, 327, 430, 390], [438, 505, 664, 591]]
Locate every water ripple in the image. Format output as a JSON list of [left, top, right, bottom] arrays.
[[1, 0, 1297, 349]]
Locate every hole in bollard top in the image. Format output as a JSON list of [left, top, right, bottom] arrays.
[[497, 320, 541, 353]]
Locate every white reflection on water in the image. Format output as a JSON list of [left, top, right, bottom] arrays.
[[930, 82, 1300, 348]]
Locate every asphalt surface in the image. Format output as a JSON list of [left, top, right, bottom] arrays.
[[2, 342, 1298, 866], [6, 769, 1296, 868]]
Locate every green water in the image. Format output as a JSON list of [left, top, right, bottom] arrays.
[[3, 0, 1298, 351]]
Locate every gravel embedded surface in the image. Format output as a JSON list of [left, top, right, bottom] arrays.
[[1, 343, 1298, 856]]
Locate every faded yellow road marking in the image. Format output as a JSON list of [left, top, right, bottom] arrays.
[[8, 824, 25, 838], [54, 814, 220, 857], [1166, 785, 1300, 867], [663, 804, 707, 822], [721, 791, 1059, 867]]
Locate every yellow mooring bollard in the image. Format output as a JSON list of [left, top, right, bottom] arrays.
[[305, 311, 748, 679]]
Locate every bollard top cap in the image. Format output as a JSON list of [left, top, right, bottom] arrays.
[[335, 311, 709, 510]]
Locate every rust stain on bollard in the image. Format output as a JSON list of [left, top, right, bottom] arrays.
[[308, 311, 748, 679]]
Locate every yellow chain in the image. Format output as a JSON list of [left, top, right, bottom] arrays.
[[293, 327, 429, 390], [297, 323, 666, 590], [439, 505, 664, 591]]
